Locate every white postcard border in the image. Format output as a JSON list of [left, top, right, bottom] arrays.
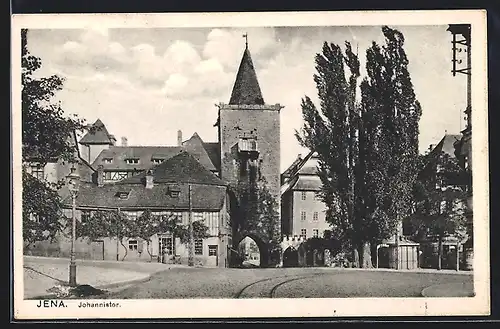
[[11, 9, 490, 319]]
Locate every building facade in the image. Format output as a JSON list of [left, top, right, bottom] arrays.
[[280, 152, 330, 240], [215, 44, 283, 256], [24, 43, 284, 268]]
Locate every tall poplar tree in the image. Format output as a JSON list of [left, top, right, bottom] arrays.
[[360, 27, 422, 263], [296, 26, 422, 268], [296, 41, 363, 264]]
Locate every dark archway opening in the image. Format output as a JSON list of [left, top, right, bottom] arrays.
[[282, 247, 299, 267], [232, 235, 269, 268]]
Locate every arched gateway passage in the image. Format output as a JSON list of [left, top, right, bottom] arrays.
[[231, 233, 269, 268], [282, 246, 299, 267]]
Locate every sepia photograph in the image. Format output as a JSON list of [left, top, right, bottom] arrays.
[[12, 10, 489, 319]]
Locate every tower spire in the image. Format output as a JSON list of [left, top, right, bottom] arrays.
[[243, 32, 248, 49], [228, 37, 264, 105]]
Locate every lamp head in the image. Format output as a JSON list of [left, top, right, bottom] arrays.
[[66, 166, 80, 194]]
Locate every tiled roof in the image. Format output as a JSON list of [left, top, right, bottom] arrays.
[[116, 151, 226, 186], [440, 134, 462, 158], [64, 152, 227, 211], [79, 119, 114, 145], [90, 134, 220, 173], [291, 175, 322, 191], [297, 153, 320, 175], [203, 142, 221, 173], [229, 48, 265, 105], [68, 181, 226, 211], [182, 133, 217, 172], [282, 156, 304, 180], [419, 133, 462, 180], [92, 146, 184, 171]]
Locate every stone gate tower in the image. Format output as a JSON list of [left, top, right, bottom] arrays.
[[216, 42, 283, 265]]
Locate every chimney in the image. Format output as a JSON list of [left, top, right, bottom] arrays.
[[97, 165, 104, 187], [145, 169, 154, 189], [177, 130, 182, 146], [121, 137, 128, 147]]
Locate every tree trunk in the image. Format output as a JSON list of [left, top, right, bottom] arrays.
[[120, 238, 128, 261], [358, 241, 373, 268], [437, 236, 443, 270], [146, 240, 153, 261], [352, 247, 360, 268]]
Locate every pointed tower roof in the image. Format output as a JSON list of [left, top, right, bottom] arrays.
[[229, 46, 265, 105], [79, 119, 114, 145]]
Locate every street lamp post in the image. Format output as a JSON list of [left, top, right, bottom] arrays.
[[66, 166, 80, 286]]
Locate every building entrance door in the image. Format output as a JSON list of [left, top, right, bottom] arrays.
[[208, 244, 218, 267], [158, 236, 174, 263]]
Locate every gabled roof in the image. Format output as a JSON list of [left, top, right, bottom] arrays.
[[290, 175, 322, 192], [229, 47, 265, 105], [92, 146, 184, 171], [280, 150, 319, 195], [66, 181, 227, 211], [182, 133, 217, 172], [117, 151, 226, 186], [434, 134, 462, 158], [203, 142, 221, 173], [418, 133, 463, 183], [79, 119, 114, 145]]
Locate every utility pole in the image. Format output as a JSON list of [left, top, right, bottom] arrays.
[[188, 184, 194, 266], [66, 166, 80, 287], [116, 207, 121, 261], [395, 227, 399, 270]]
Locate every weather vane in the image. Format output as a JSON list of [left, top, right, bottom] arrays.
[[242, 33, 248, 49]]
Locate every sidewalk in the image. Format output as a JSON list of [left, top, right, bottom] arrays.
[[23, 256, 183, 299]]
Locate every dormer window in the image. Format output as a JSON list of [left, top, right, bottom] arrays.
[[151, 158, 165, 165], [125, 158, 140, 165], [103, 158, 113, 164], [167, 185, 181, 198], [115, 190, 131, 200]]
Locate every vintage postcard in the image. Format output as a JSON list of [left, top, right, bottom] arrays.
[[12, 10, 489, 320]]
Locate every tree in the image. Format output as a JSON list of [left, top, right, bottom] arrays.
[[295, 40, 360, 263], [360, 26, 422, 269], [22, 29, 87, 246], [296, 26, 422, 268], [74, 209, 209, 261], [409, 151, 468, 270]]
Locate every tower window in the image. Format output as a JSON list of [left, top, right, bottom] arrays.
[[300, 211, 306, 221], [238, 138, 258, 153], [313, 212, 319, 221], [300, 229, 307, 239], [313, 229, 319, 238], [301, 191, 307, 200]]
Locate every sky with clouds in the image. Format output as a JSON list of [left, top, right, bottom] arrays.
[[26, 25, 468, 172]]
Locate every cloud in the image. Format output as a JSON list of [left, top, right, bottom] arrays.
[[203, 28, 279, 69], [28, 26, 465, 172]]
